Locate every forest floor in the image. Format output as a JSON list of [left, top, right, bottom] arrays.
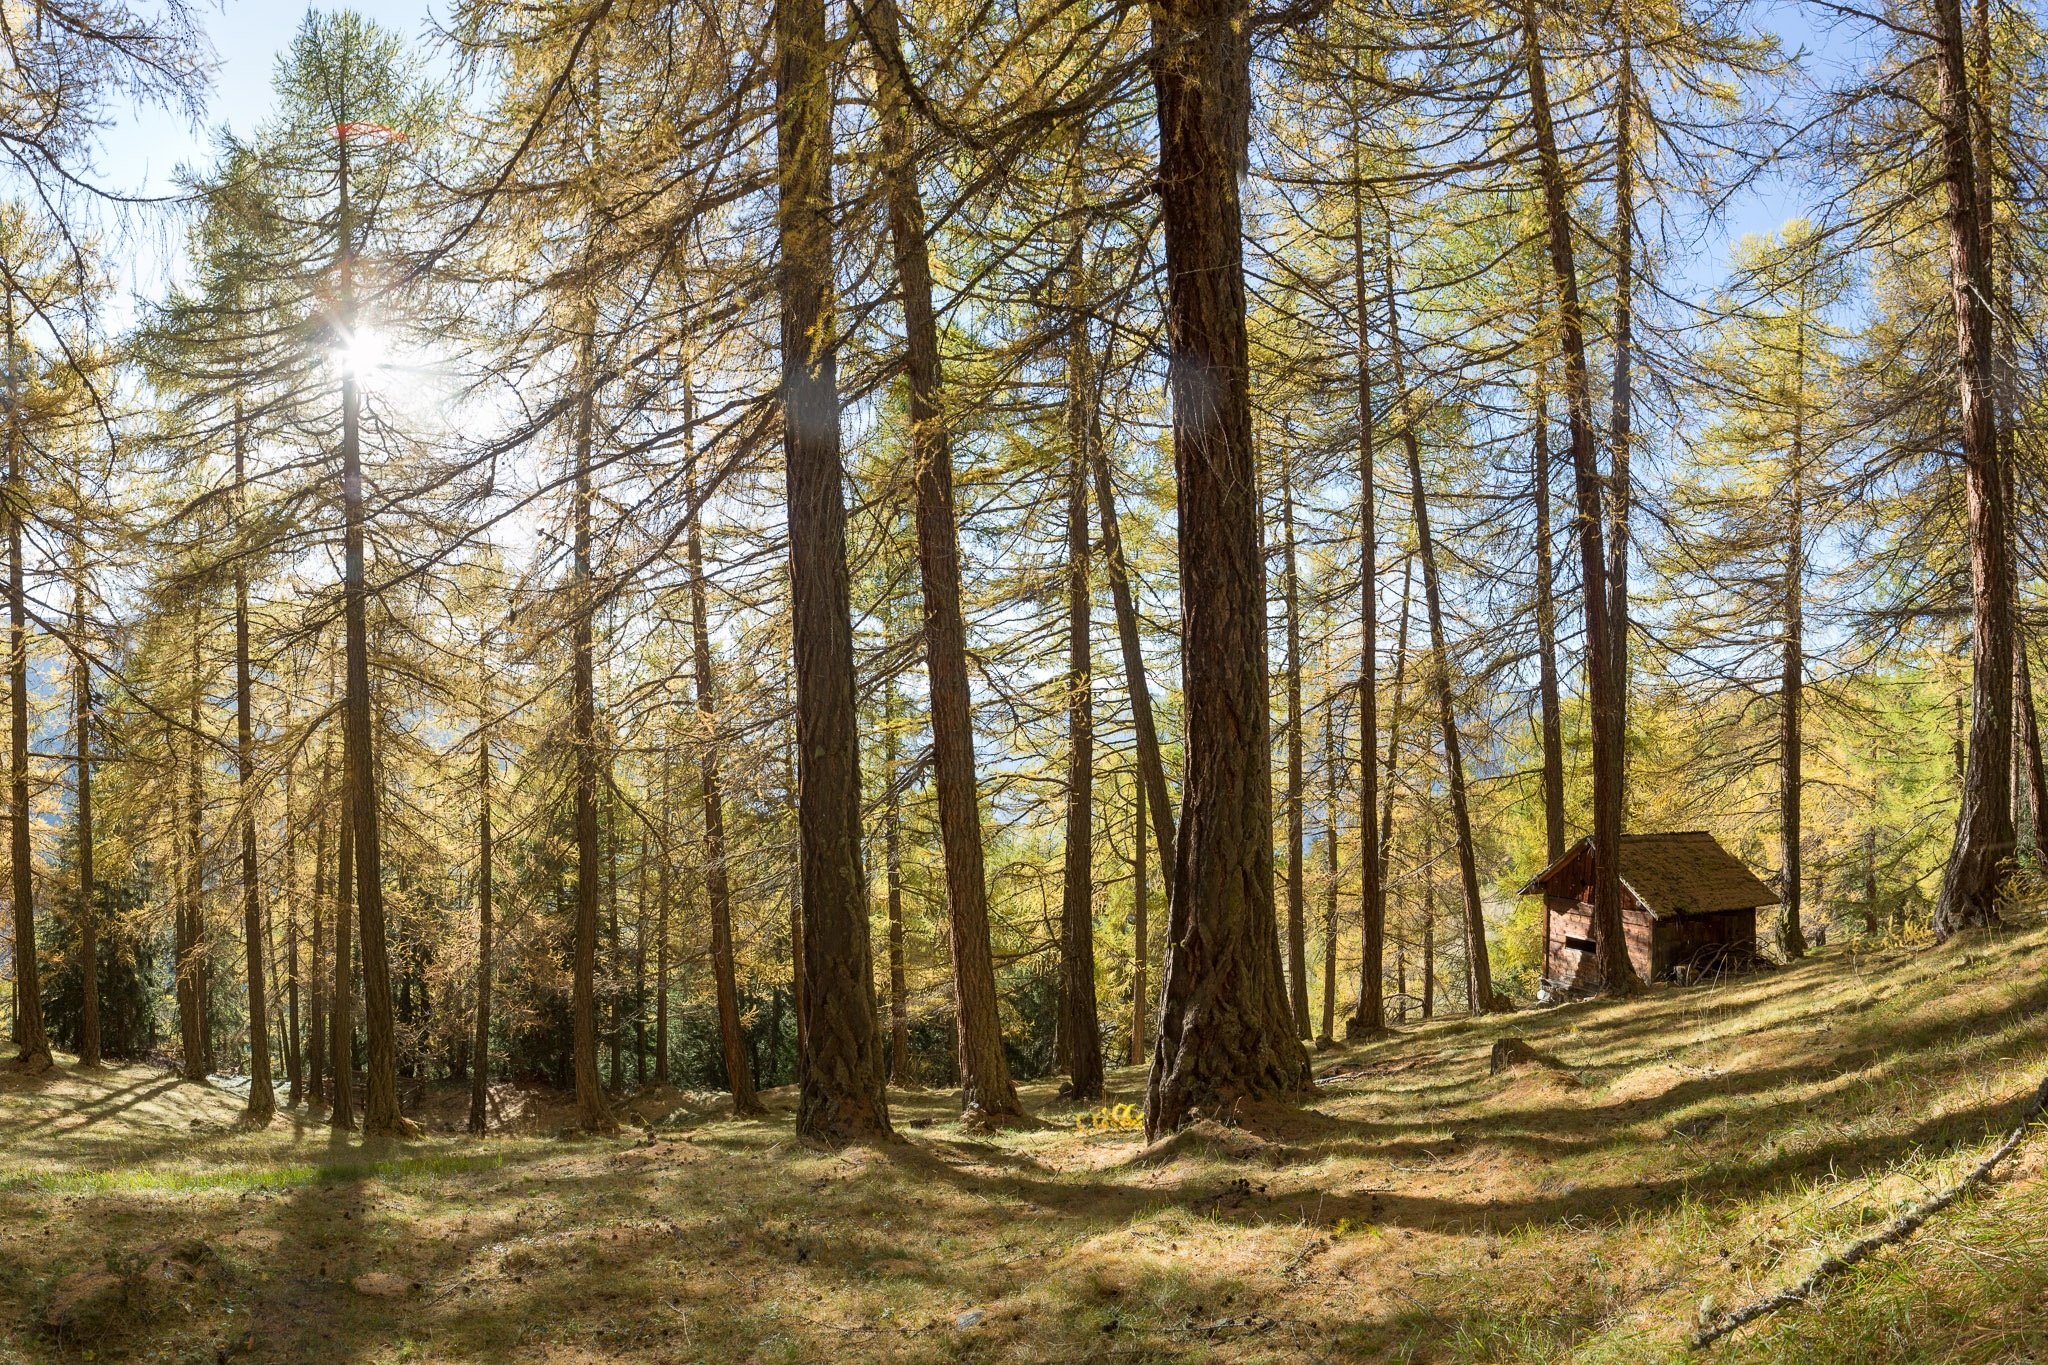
[[3, 923, 2047, 1364]]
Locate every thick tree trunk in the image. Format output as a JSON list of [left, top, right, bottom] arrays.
[[1279, 458, 1310, 1038], [1521, 1, 1637, 993], [1093, 439, 1176, 901], [569, 330, 611, 1133], [329, 784, 356, 1131], [872, 0, 1022, 1118], [777, 0, 890, 1141], [1400, 370, 1497, 1013], [1343, 155, 1384, 1042], [1930, 0, 2015, 939], [235, 418, 275, 1122], [1061, 316, 1104, 1102], [467, 694, 494, 1137], [682, 397, 764, 1117], [1144, 0, 1311, 1136], [7, 317, 47, 1068], [72, 572, 99, 1068], [1532, 378, 1566, 864]]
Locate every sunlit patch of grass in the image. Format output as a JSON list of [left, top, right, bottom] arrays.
[[0, 1149, 508, 1196]]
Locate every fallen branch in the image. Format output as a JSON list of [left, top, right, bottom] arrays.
[[1693, 1074, 2048, 1349]]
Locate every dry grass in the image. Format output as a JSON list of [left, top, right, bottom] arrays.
[[2, 922, 2045, 1362]]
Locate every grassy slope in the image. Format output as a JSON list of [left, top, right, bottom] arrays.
[[1, 924, 2044, 1364]]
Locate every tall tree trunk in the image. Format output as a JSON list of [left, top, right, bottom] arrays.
[[1420, 821, 1436, 1020], [1318, 696, 1339, 1046], [1398, 353, 1497, 1013], [1093, 436, 1176, 901], [329, 782, 356, 1131], [282, 756, 302, 1105], [654, 744, 671, 1086], [1780, 371, 1808, 959], [1930, 0, 2014, 939], [235, 413, 275, 1122], [1130, 772, 1147, 1065], [336, 134, 404, 1134], [72, 569, 99, 1068], [1532, 376, 1566, 864], [1061, 311, 1104, 1102], [1606, 27, 1636, 769], [1342, 151, 1384, 1042], [6, 296, 47, 1068], [1279, 455, 1310, 1038], [1520, 0, 1637, 993], [881, 688, 913, 1087], [467, 684, 494, 1137], [872, 0, 1022, 1118], [777, 0, 890, 1140], [308, 746, 329, 1107], [682, 383, 764, 1116], [181, 624, 209, 1081], [1144, 0, 1311, 1136], [606, 769, 622, 1094], [569, 327, 611, 1133]]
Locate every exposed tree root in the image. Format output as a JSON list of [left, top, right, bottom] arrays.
[[1693, 1073, 2048, 1348]]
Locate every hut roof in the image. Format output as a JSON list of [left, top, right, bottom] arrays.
[[1518, 831, 1778, 918]]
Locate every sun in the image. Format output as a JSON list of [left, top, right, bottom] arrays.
[[335, 323, 392, 379]]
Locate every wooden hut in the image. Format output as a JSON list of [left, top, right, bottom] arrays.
[[1519, 831, 1777, 995]]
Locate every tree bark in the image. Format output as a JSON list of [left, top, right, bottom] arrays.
[[1342, 155, 1384, 1043], [336, 133, 405, 1135], [1093, 438, 1176, 903], [871, 0, 1022, 1118], [1130, 772, 1147, 1065], [1398, 347, 1497, 1013], [682, 383, 763, 1116], [329, 781, 356, 1131], [1780, 355, 1808, 959], [282, 755, 302, 1105], [654, 745, 671, 1086], [467, 681, 494, 1137], [1279, 455, 1310, 1038], [1532, 376, 1566, 864], [881, 694, 912, 1087], [1520, 0, 1638, 993], [777, 0, 890, 1141], [1930, 0, 2014, 939], [1606, 27, 1636, 769], [1144, 0, 1311, 1136], [181, 622, 209, 1082], [72, 569, 99, 1068], [308, 745, 329, 1107], [569, 327, 611, 1133], [234, 411, 275, 1122], [6, 294, 48, 1068], [1061, 309, 1104, 1102], [1318, 696, 1339, 1046]]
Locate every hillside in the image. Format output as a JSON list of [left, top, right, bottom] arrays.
[[3, 923, 2045, 1363]]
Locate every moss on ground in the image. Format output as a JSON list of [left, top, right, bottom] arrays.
[[2, 922, 2044, 1362]]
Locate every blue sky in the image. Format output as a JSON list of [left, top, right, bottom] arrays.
[[97, 1, 442, 311]]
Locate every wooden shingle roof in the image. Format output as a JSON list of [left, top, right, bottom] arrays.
[[1518, 830, 1778, 918]]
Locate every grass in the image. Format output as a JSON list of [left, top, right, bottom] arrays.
[[2, 922, 2045, 1362]]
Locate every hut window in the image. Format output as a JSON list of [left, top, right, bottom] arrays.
[[1564, 934, 1596, 953]]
